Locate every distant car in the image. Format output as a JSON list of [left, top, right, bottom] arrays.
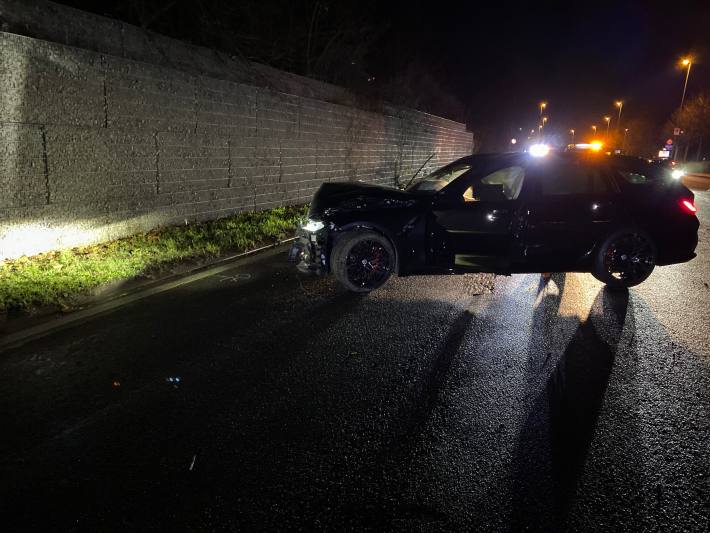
[[649, 157, 676, 168], [289, 151, 699, 292]]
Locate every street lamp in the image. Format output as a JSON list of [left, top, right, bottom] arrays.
[[592, 125, 597, 135], [539, 101, 547, 118], [615, 100, 623, 130], [680, 58, 693, 110], [622, 128, 629, 152], [570, 129, 575, 143], [541, 116, 548, 137], [604, 116, 611, 138]]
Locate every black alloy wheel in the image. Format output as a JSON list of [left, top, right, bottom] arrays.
[[332, 231, 395, 292], [344, 239, 392, 289], [593, 229, 656, 288]]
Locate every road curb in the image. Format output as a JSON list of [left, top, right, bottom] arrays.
[[0, 238, 295, 352]]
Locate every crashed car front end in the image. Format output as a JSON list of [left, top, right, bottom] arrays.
[[288, 180, 424, 276], [288, 217, 332, 274]]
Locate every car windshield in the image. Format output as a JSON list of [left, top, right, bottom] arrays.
[[406, 162, 471, 192]]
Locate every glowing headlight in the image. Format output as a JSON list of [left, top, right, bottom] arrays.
[[302, 219, 325, 232], [671, 169, 685, 180], [529, 143, 550, 157]]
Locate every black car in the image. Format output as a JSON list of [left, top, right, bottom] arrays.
[[289, 151, 699, 292]]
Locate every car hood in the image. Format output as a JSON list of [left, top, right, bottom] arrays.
[[309, 181, 419, 218]]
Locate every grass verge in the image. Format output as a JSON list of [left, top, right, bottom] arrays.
[[0, 205, 307, 315]]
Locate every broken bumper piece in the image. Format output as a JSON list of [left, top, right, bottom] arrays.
[[288, 226, 328, 274]]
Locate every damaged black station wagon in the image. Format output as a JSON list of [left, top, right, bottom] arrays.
[[289, 151, 699, 292]]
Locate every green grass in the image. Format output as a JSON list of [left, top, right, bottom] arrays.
[[0, 205, 308, 314]]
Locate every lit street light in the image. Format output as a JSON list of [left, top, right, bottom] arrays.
[[674, 57, 693, 161], [539, 101, 547, 118], [570, 129, 575, 143], [592, 125, 597, 135], [622, 128, 629, 152], [604, 116, 611, 138], [680, 58, 693, 110], [615, 100, 623, 130]]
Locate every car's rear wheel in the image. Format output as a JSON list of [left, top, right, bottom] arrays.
[[331, 230, 395, 293], [592, 229, 656, 288]]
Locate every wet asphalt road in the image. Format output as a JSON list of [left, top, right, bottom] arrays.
[[1, 193, 709, 532]]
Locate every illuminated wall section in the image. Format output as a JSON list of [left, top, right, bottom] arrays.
[[0, 2, 473, 260]]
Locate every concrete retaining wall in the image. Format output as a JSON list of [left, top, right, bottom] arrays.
[[0, 2, 473, 260]]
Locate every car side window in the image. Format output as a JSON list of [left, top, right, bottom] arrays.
[[617, 170, 649, 184], [540, 164, 610, 196], [462, 166, 525, 202]]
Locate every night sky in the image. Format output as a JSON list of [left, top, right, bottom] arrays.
[[58, 0, 710, 147], [374, 1, 710, 143]]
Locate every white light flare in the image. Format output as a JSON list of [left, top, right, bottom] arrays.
[[529, 143, 550, 157]]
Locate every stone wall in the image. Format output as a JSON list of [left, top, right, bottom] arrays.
[[0, 1, 473, 259]]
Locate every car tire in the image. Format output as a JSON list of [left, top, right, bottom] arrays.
[[591, 228, 657, 289], [331, 230, 395, 293]]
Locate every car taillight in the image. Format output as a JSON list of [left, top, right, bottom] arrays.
[[679, 198, 697, 214]]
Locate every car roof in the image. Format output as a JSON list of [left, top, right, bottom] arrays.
[[445, 151, 659, 174]]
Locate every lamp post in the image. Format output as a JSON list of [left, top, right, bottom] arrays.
[[539, 101, 547, 118], [674, 57, 693, 161], [570, 129, 575, 143], [592, 125, 597, 135], [680, 58, 692, 110], [622, 128, 628, 152], [615, 101, 623, 130], [604, 116, 611, 139]]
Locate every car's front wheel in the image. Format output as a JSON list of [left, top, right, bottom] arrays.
[[331, 230, 395, 292], [591, 228, 656, 288]]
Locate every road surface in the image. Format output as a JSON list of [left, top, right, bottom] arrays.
[[1, 193, 708, 532]]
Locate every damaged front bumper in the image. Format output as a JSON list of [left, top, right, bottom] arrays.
[[288, 219, 330, 274]]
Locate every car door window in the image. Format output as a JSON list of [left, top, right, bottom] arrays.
[[463, 166, 525, 202], [617, 171, 648, 184], [540, 164, 610, 195]]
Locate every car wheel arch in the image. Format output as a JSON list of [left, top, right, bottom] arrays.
[[331, 221, 401, 275]]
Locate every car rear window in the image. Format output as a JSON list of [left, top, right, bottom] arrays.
[[617, 171, 649, 184], [612, 160, 669, 184]]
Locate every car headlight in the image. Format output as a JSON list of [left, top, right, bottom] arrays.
[[671, 169, 685, 180], [302, 219, 325, 232]]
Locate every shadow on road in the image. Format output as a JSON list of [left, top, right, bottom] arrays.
[[404, 309, 474, 438], [509, 283, 631, 532]]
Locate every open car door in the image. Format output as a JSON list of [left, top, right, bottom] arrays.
[[429, 165, 529, 273]]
